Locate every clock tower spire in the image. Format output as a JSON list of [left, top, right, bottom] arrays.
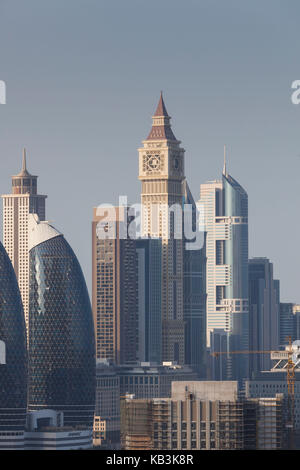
[[146, 91, 178, 142]]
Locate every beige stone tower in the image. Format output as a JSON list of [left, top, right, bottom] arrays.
[[1, 149, 47, 334], [138, 93, 185, 364], [92, 206, 138, 365]]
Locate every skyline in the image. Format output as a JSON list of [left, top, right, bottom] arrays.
[[0, 0, 299, 302]]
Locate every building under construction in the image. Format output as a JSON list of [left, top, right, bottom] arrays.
[[121, 381, 287, 450]]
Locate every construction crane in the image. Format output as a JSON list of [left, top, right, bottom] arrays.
[[211, 336, 298, 449]]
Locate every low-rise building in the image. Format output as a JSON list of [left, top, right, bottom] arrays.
[[94, 360, 198, 448], [94, 360, 120, 448], [121, 381, 286, 450], [25, 410, 93, 450]]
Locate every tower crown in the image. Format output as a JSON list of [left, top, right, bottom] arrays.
[[12, 148, 38, 195], [146, 92, 178, 142]]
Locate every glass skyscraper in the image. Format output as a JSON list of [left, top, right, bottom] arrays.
[[182, 180, 207, 376], [27, 214, 95, 429], [136, 237, 162, 364], [249, 258, 280, 375], [0, 241, 27, 449], [199, 162, 249, 381]]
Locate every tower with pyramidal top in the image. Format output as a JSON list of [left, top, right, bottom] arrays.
[[138, 93, 185, 364]]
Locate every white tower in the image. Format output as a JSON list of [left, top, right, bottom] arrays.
[[138, 93, 185, 363], [199, 162, 249, 380], [1, 149, 47, 334]]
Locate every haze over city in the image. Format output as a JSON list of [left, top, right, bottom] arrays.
[[0, 0, 299, 303]]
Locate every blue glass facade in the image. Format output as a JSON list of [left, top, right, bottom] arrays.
[[28, 234, 95, 428], [249, 258, 280, 375], [136, 238, 162, 364], [184, 244, 207, 375], [183, 181, 207, 376], [222, 173, 249, 380], [0, 242, 27, 437]]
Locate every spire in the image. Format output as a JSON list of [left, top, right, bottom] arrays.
[[22, 148, 27, 173], [146, 92, 177, 141], [154, 91, 169, 117], [223, 145, 227, 177], [12, 148, 38, 194], [16, 147, 31, 177]]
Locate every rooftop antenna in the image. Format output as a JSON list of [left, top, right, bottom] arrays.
[[22, 148, 27, 172], [223, 145, 227, 176]]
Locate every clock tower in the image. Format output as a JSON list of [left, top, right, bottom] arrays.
[[138, 93, 185, 364]]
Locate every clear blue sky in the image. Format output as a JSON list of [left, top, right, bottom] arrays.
[[0, 0, 299, 302]]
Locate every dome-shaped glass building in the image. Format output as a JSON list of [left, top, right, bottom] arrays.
[[0, 241, 27, 449], [28, 214, 95, 429]]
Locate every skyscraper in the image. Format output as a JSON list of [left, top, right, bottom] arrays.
[[0, 241, 27, 449], [136, 238, 162, 364], [27, 214, 95, 430], [199, 157, 249, 380], [92, 206, 138, 365], [248, 257, 280, 374], [1, 150, 47, 331], [138, 93, 185, 364], [182, 180, 207, 375], [279, 303, 300, 345]]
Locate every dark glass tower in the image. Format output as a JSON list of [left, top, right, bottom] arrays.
[[136, 237, 162, 364], [0, 241, 27, 449], [182, 180, 207, 376], [28, 214, 95, 429], [249, 258, 280, 376]]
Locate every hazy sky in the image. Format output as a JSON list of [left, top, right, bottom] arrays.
[[0, 0, 299, 302]]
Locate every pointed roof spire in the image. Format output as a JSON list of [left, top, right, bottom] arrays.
[[154, 91, 169, 117], [223, 145, 227, 177], [16, 147, 32, 177], [11, 148, 39, 195], [146, 92, 178, 141]]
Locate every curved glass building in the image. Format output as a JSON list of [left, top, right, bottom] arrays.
[[28, 214, 95, 429], [199, 162, 249, 382], [0, 241, 27, 449], [222, 171, 249, 380]]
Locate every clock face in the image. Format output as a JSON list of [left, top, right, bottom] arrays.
[[149, 155, 160, 169], [143, 154, 162, 172]]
